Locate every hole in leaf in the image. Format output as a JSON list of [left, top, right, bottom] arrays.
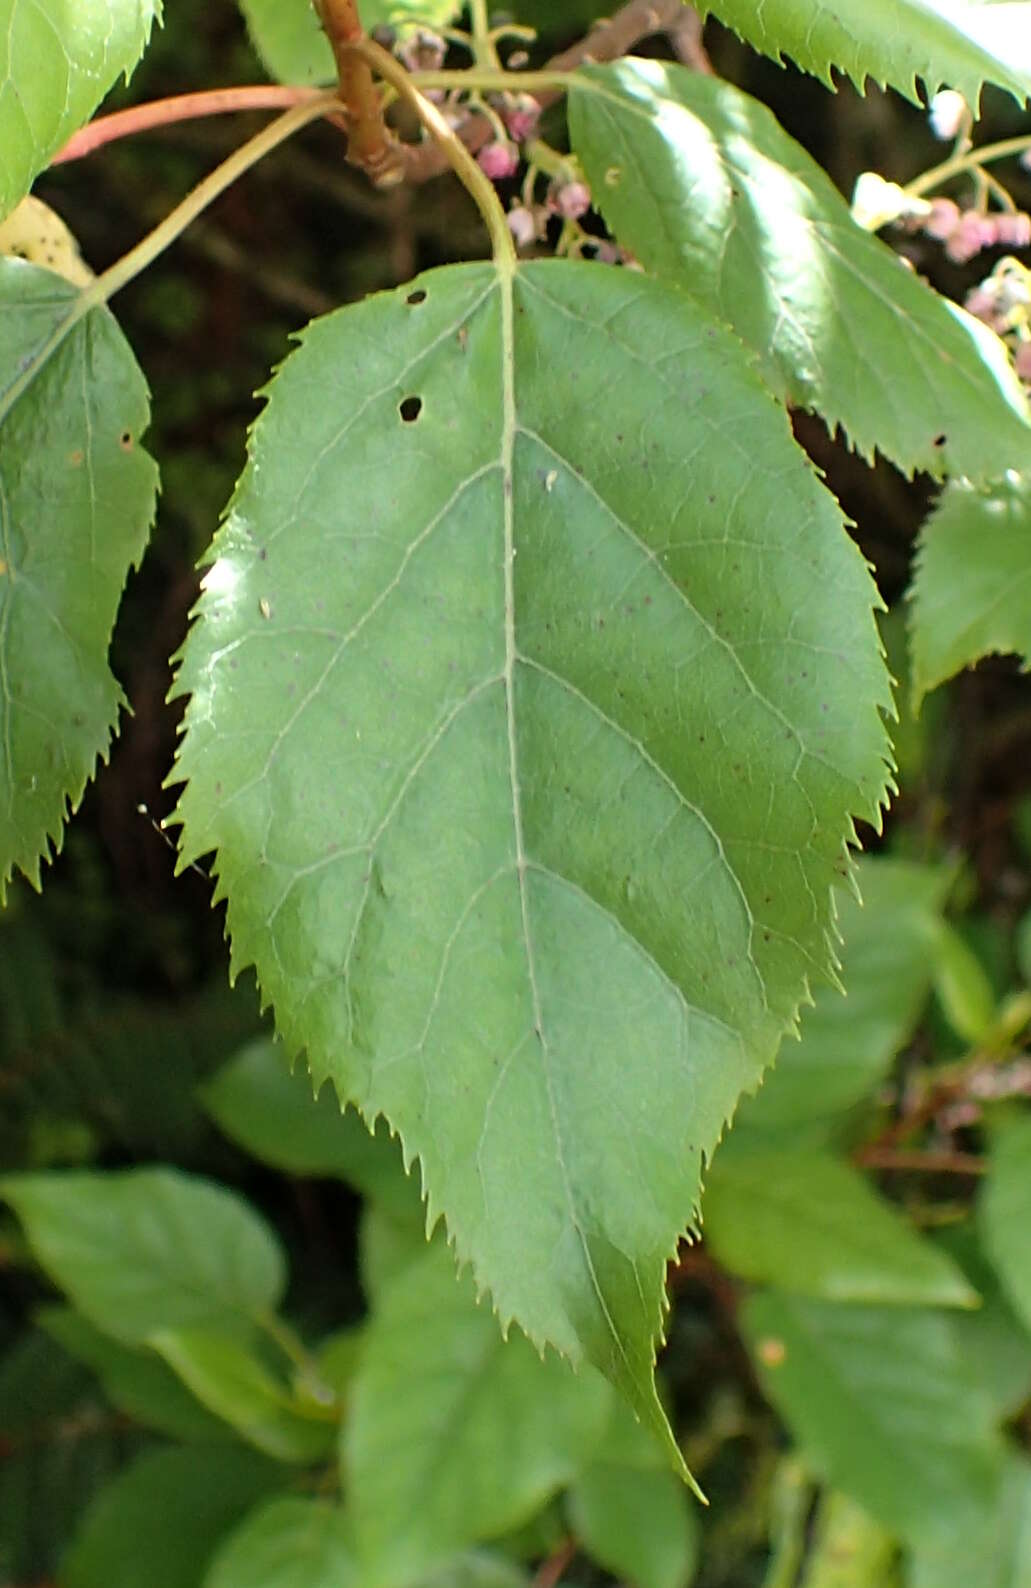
[[399, 396, 423, 423], [119, 431, 134, 450], [406, 289, 427, 306]]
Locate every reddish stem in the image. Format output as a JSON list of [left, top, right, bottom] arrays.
[[315, 0, 402, 185], [854, 1146, 986, 1175], [52, 86, 332, 165]]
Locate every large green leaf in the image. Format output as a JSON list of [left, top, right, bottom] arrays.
[[239, 0, 460, 85], [344, 1242, 611, 1586], [909, 474, 1031, 706], [152, 1327, 337, 1463], [696, 0, 1031, 108], [743, 1292, 1008, 1548], [978, 1114, 1031, 1335], [1, 1168, 286, 1345], [205, 1499, 357, 1588], [60, 1445, 284, 1588], [0, 261, 157, 898], [0, 0, 160, 220], [734, 857, 950, 1134], [170, 256, 892, 1471], [569, 60, 1031, 481], [702, 1138, 978, 1305]]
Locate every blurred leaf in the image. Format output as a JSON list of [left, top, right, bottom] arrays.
[[41, 1305, 235, 1444], [200, 1036, 421, 1219], [0, 262, 158, 897], [152, 1327, 337, 1463], [358, 1199, 433, 1304], [566, 1395, 699, 1588], [932, 922, 999, 1045], [0, 1327, 136, 1584], [743, 1292, 1007, 1548], [344, 1242, 611, 1586], [803, 1490, 899, 1587], [239, 0, 460, 84], [1, 1168, 286, 1344], [906, 1455, 1031, 1588], [570, 61, 1031, 480], [736, 858, 950, 1134], [702, 1139, 978, 1306], [60, 1444, 285, 1588], [933, 1225, 1031, 1421], [0, 0, 160, 219], [205, 1498, 356, 1588], [910, 475, 1031, 705], [979, 1114, 1031, 1335]]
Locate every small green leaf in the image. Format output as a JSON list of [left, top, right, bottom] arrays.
[[239, 0, 460, 84], [702, 1140, 979, 1306], [152, 1328, 337, 1463], [566, 1396, 699, 1588], [804, 1490, 899, 1588], [979, 1114, 1031, 1335], [743, 1292, 1007, 1548], [344, 1242, 611, 1586], [60, 1445, 285, 1588], [205, 1499, 357, 1588], [909, 474, 1031, 707], [200, 1036, 421, 1218], [0, 0, 160, 219], [1, 1168, 286, 1345], [171, 257, 892, 1474], [736, 858, 950, 1134], [0, 263, 158, 898], [569, 60, 1031, 481], [931, 921, 997, 1045], [696, 0, 1031, 108], [40, 1306, 235, 1444]]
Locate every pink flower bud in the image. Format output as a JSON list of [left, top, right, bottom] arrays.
[[552, 180, 592, 220], [964, 282, 1007, 332], [994, 212, 1031, 249], [1016, 342, 1031, 381], [477, 141, 520, 181], [945, 210, 997, 263], [924, 198, 961, 241], [397, 29, 446, 71], [506, 205, 537, 249], [502, 95, 540, 143]]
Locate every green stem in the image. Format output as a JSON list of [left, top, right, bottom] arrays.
[[348, 37, 516, 267], [413, 67, 575, 95], [257, 1309, 316, 1374], [0, 93, 338, 425], [469, 0, 501, 68], [906, 133, 1031, 199]]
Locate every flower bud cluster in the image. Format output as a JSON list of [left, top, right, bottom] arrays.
[[924, 199, 1031, 263], [963, 258, 1031, 384]]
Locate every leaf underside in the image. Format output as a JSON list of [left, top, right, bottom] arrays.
[[0, 0, 161, 220], [696, 0, 1031, 109], [909, 472, 1031, 705], [170, 257, 892, 1471], [0, 260, 157, 899], [570, 60, 1031, 482]]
